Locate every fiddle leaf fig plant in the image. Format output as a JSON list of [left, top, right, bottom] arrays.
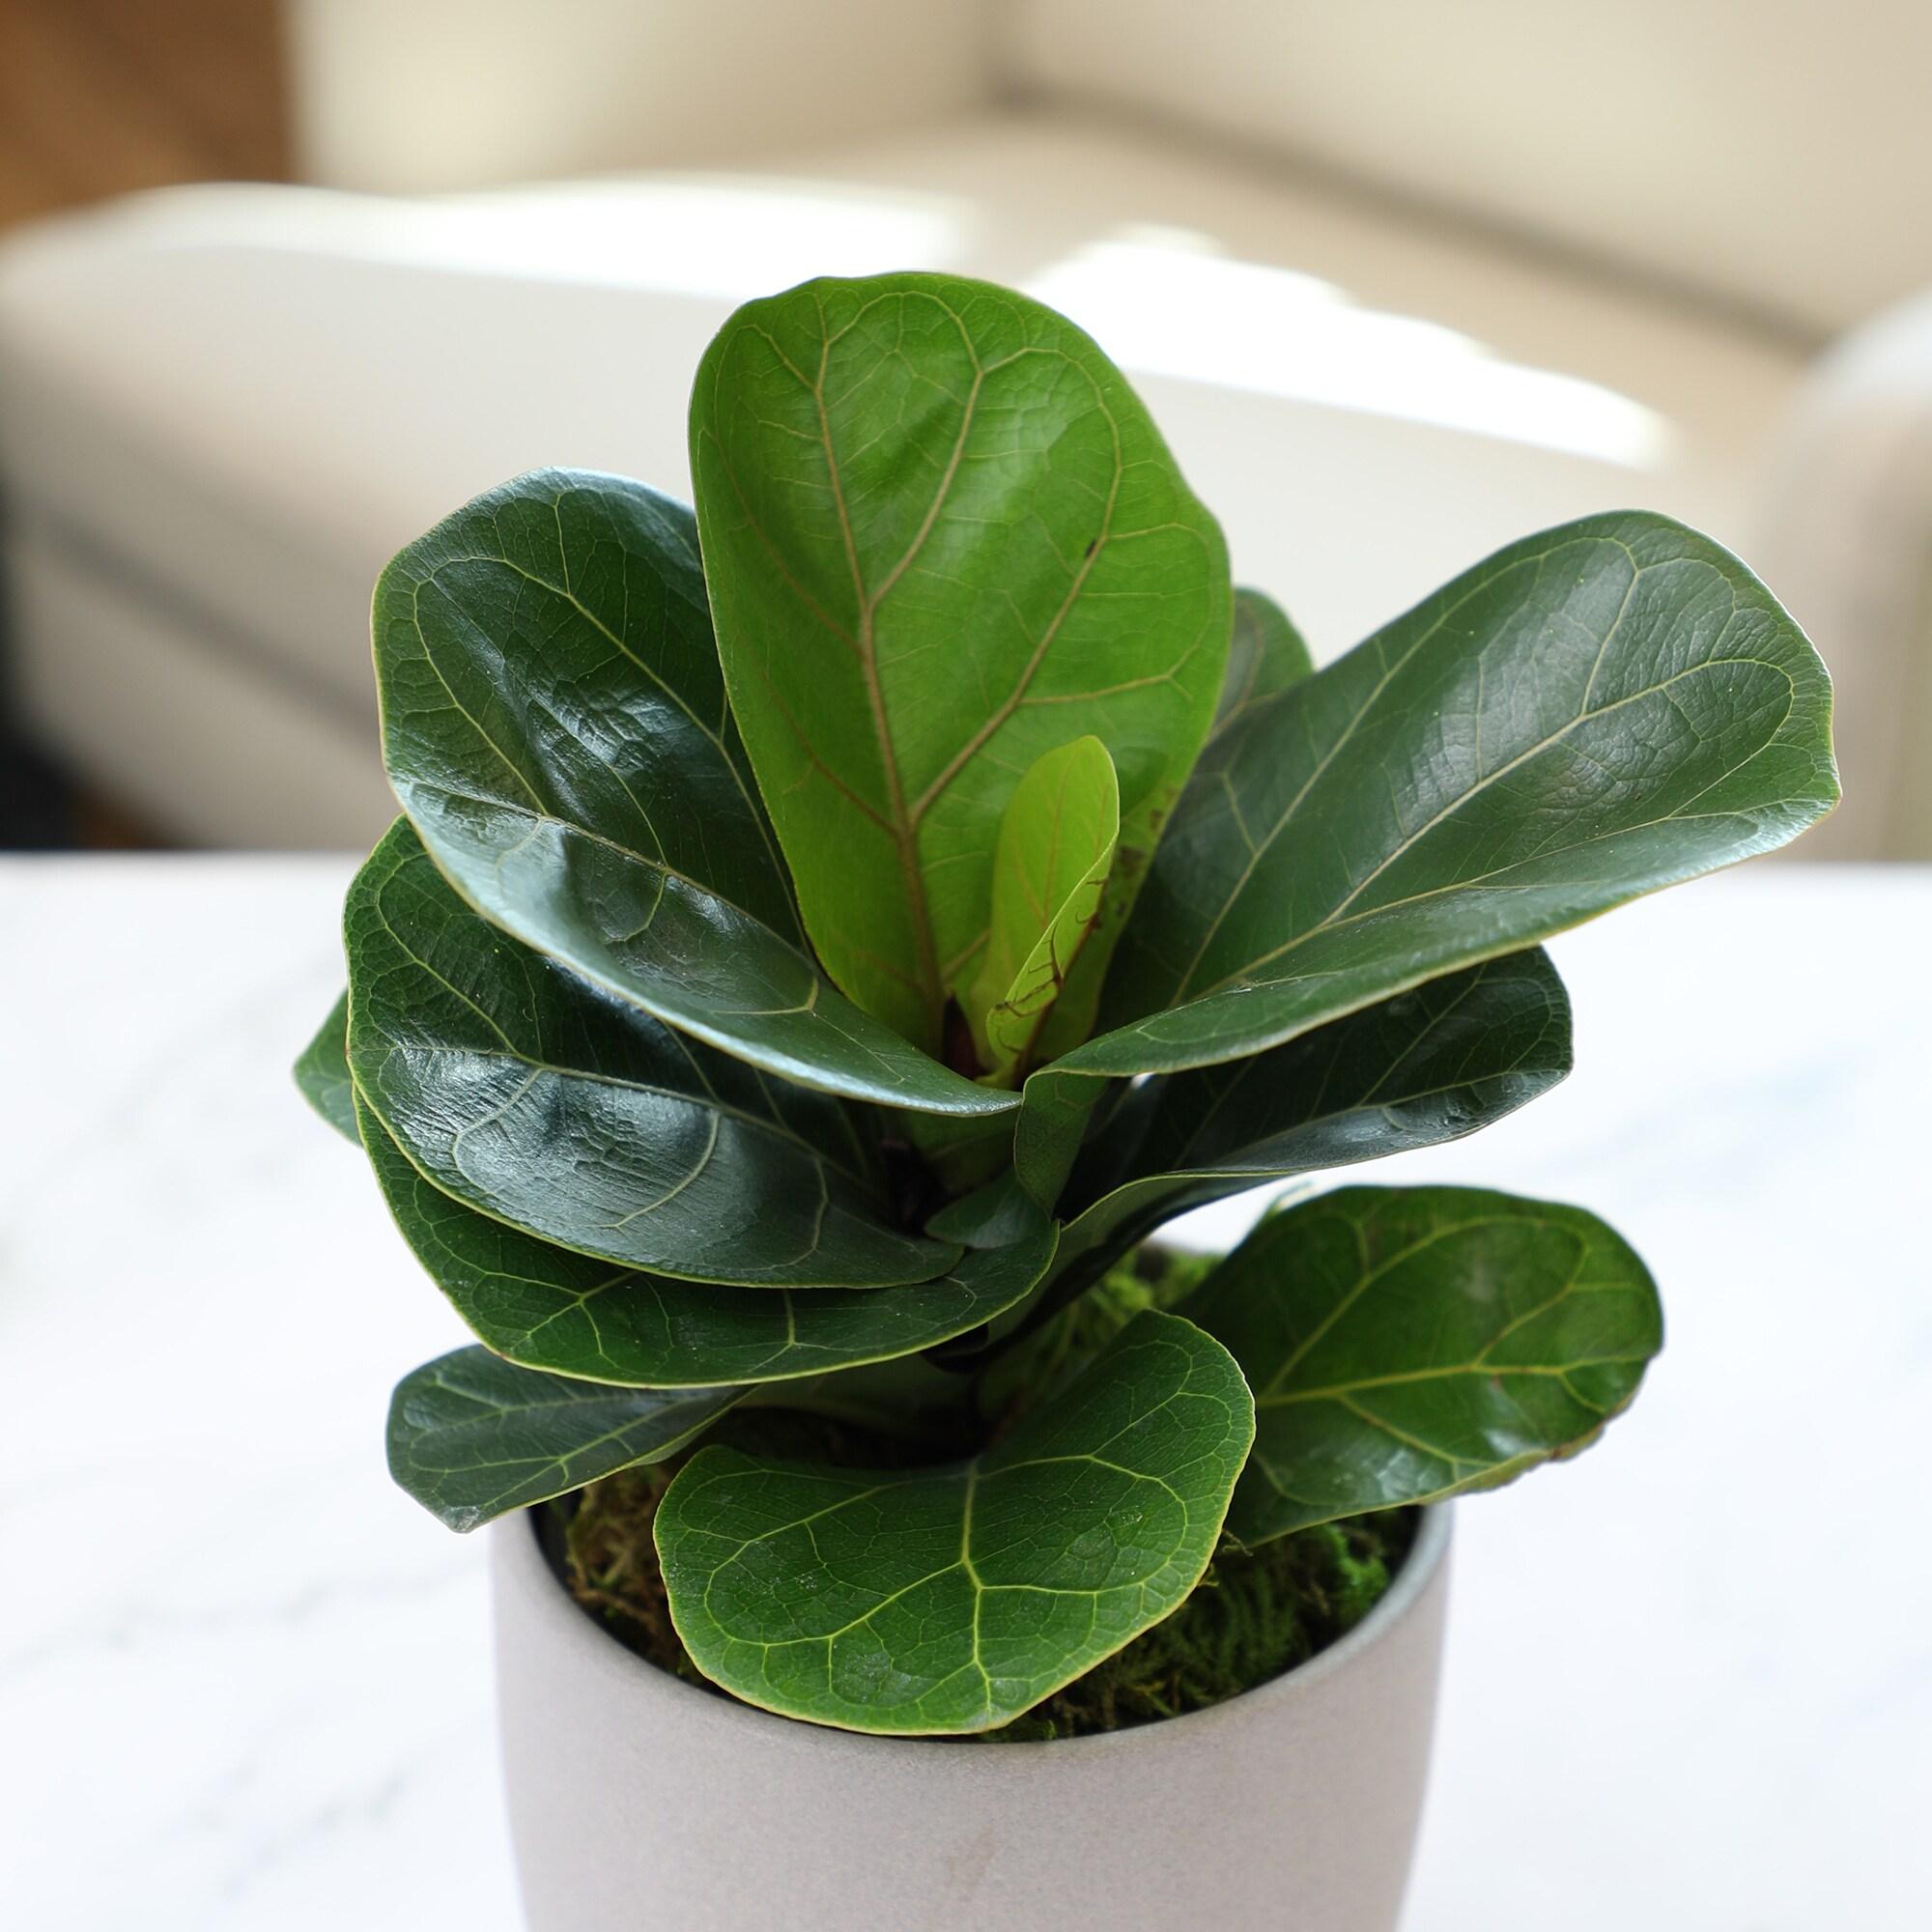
[[298, 270, 1837, 1738]]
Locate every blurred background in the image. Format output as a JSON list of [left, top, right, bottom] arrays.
[[3, 0, 1929, 857], [6, 16, 1929, 1929]]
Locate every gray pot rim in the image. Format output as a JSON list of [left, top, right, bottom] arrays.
[[506, 1498, 1452, 1758]]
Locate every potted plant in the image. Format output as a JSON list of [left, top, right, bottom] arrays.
[[297, 272, 1836, 1931]]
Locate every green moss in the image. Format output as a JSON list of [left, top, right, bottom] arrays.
[[554, 1463, 712, 1695], [981, 1511, 1412, 1741]]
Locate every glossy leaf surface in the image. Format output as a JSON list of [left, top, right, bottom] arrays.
[[374, 467, 1001, 1118], [358, 1097, 1056, 1387], [1209, 586, 1313, 743], [346, 821, 956, 1288], [692, 271, 1231, 1055], [657, 1311, 1253, 1733], [294, 993, 356, 1141], [1055, 949, 1572, 1277], [966, 735, 1119, 1075], [1016, 512, 1838, 1204], [387, 1346, 738, 1530], [1183, 1186, 1662, 1543]]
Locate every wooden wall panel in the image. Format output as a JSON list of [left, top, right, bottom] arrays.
[[0, 0, 288, 230]]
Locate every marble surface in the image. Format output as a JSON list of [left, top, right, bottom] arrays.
[[2, 858, 1927, 1929]]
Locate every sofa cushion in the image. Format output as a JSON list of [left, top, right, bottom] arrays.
[[1011, 1, 1932, 337]]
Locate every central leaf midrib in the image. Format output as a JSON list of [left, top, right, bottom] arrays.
[[1256, 1355, 1641, 1407], [809, 295, 961, 1028], [904, 357, 1127, 831]]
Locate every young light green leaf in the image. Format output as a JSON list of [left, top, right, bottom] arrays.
[[656, 1311, 1255, 1734], [964, 735, 1119, 1076], [293, 992, 357, 1141], [1052, 950, 1573, 1286], [347, 821, 957, 1289], [374, 468, 1002, 1120], [357, 1097, 1057, 1388], [1182, 1186, 1662, 1543], [1014, 511, 1838, 1205], [387, 1346, 739, 1531], [1209, 586, 1313, 744], [692, 271, 1231, 1058]]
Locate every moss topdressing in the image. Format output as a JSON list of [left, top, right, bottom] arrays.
[[983, 1509, 1412, 1741], [548, 1238, 1414, 1740]]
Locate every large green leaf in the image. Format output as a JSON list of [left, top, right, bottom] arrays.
[[966, 735, 1119, 1077], [294, 992, 357, 1141], [1015, 512, 1837, 1204], [357, 1097, 1057, 1387], [346, 821, 956, 1289], [1053, 949, 1573, 1282], [1182, 1186, 1662, 1543], [656, 1311, 1254, 1734], [692, 271, 1231, 1058], [1209, 586, 1313, 744], [374, 467, 1001, 1120], [387, 1346, 738, 1530]]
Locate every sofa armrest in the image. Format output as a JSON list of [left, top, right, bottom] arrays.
[[1756, 292, 1932, 860]]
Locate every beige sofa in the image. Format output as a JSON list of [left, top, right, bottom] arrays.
[[1, 1, 1920, 849]]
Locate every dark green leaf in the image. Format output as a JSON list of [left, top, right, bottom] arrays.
[[357, 1096, 1057, 1387], [923, 1172, 1054, 1250], [387, 1345, 738, 1531], [1016, 512, 1837, 1203], [346, 820, 956, 1288], [374, 468, 1002, 1119], [294, 992, 357, 1141], [966, 735, 1118, 1076], [1209, 586, 1313, 743], [1182, 1186, 1662, 1543], [657, 1310, 1254, 1733], [1054, 950, 1572, 1276], [692, 271, 1231, 1057]]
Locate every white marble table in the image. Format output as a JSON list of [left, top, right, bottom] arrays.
[[3, 859, 1928, 1930]]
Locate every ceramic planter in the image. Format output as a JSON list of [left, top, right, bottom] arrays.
[[492, 1503, 1451, 1931]]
